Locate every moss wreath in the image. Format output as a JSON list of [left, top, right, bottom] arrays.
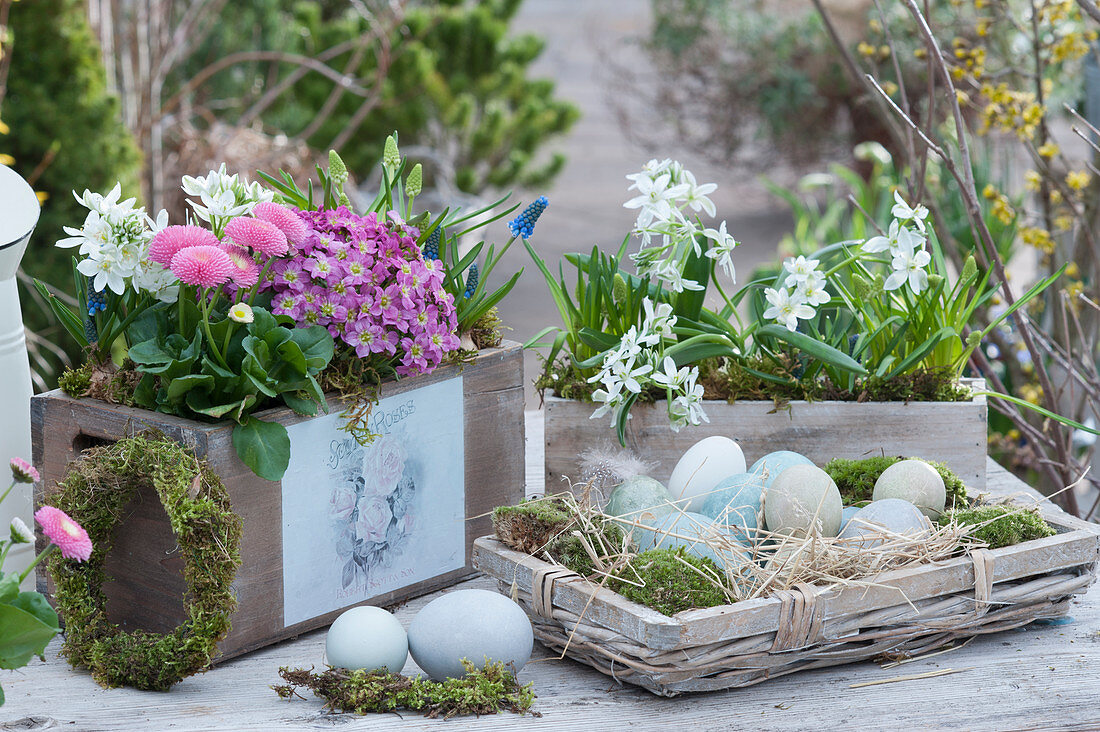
[[44, 431, 243, 691]]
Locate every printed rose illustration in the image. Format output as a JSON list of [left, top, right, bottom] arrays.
[[355, 496, 393, 543], [328, 435, 418, 589]]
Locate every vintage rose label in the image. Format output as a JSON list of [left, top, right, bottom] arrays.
[[281, 375, 465, 626]]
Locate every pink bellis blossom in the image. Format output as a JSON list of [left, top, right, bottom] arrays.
[[224, 216, 289, 257], [148, 225, 219, 266], [170, 245, 237, 288], [252, 201, 309, 245], [35, 506, 93, 561], [9, 457, 39, 484]]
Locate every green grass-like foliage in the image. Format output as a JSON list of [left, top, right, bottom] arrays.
[[939, 505, 1055, 549], [608, 547, 728, 617], [273, 660, 538, 719], [823, 456, 967, 507], [45, 432, 243, 691]]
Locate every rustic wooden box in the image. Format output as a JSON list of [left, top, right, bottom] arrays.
[[474, 492, 1100, 696], [32, 341, 524, 661], [545, 377, 988, 491]]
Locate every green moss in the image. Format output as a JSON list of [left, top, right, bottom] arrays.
[[273, 660, 537, 718], [469, 307, 504, 350], [539, 356, 971, 406], [45, 432, 243, 691], [492, 497, 574, 555], [823, 456, 967, 507], [545, 521, 626, 578], [58, 363, 92, 397], [940, 505, 1056, 549], [607, 547, 729, 617]]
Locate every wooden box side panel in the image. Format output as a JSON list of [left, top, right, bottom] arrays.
[[545, 390, 988, 491], [32, 343, 527, 660]]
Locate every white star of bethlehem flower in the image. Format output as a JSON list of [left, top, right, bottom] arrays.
[[891, 191, 929, 232], [763, 287, 815, 331], [885, 247, 932, 293], [703, 221, 738, 282]]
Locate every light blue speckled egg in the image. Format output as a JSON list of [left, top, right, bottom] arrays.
[[604, 475, 677, 520], [631, 511, 751, 576], [840, 506, 862, 532], [837, 498, 931, 549], [698, 472, 766, 543], [749, 451, 815, 489], [407, 589, 533, 681]]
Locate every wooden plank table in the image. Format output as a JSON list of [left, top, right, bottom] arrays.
[[2, 413, 1098, 731]]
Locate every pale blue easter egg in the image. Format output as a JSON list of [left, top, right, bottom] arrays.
[[698, 471, 766, 543], [763, 464, 843, 537], [841, 506, 861, 531], [837, 498, 931, 549], [668, 436, 747, 513], [326, 606, 408, 673], [407, 589, 533, 681], [749, 451, 815, 489], [604, 475, 676, 520], [632, 511, 751, 575]]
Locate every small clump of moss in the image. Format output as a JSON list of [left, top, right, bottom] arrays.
[[468, 307, 504, 350], [545, 520, 626, 577], [58, 363, 93, 397], [823, 456, 967, 508], [849, 369, 972, 403], [940, 505, 1056, 549], [59, 360, 141, 405], [607, 547, 729, 617], [492, 497, 573, 554], [273, 660, 538, 719]]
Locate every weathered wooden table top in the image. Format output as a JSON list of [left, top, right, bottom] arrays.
[[2, 414, 1098, 731]]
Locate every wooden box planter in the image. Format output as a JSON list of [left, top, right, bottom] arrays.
[[545, 377, 988, 491], [31, 341, 524, 661], [473, 478, 1100, 696]]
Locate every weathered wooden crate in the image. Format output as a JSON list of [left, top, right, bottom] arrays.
[[473, 495, 1100, 696], [545, 377, 988, 491], [32, 341, 524, 661]]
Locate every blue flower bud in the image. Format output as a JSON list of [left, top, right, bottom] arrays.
[[507, 196, 549, 239]]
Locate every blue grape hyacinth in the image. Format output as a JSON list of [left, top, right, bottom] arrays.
[[464, 263, 479, 299], [86, 279, 107, 317], [508, 196, 548, 239], [423, 225, 442, 261]]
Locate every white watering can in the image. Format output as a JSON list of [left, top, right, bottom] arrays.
[[0, 164, 40, 583]]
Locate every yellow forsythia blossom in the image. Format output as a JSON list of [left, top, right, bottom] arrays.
[[0, 154, 13, 166], [1038, 142, 1059, 158], [1066, 170, 1091, 190], [1020, 226, 1055, 253], [1065, 261, 1080, 279], [1024, 170, 1042, 192], [1054, 214, 1074, 232]]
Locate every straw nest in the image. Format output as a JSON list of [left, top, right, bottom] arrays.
[[492, 482, 1055, 613]]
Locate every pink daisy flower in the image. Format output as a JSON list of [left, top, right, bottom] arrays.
[[170, 245, 237, 288], [148, 225, 219, 267], [219, 244, 261, 288], [252, 201, 309, 245], [224, 217, 289, 257], [9, 457, 39, 484], [35, 506, 93, 562]]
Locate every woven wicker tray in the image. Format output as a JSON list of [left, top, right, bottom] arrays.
[[472, 508, 1100, 696]]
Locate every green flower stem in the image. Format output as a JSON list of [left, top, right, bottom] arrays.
[[221, 321, 237, 361], [247, 258, 275, 306], [0, 480, 16, 507], [710, 261, 744, 331], [19, 544, 56, 585], [199, 289, 230, 369]]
